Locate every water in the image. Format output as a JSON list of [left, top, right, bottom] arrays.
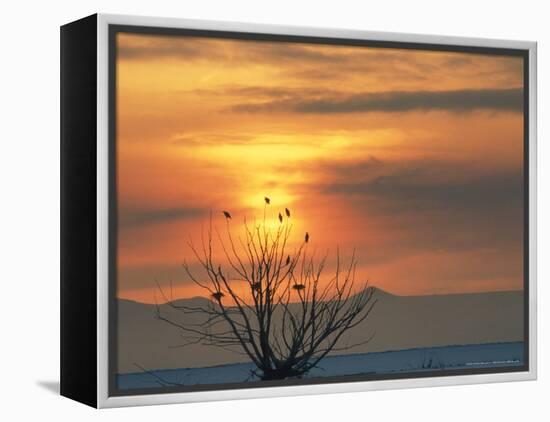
[[117, 342, 524, 390]]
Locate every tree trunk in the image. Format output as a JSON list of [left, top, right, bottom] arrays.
[[260, 367, 304, 381]]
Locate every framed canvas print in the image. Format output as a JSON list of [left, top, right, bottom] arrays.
[[60, 13, 537, 408]]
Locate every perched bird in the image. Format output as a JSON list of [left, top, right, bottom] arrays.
[[264, 196, 271, 205], [285, 255, 291, 266], [251, 282, 261, 291], [285, 208, 290, 218], [223, 210, 232, 219], [305, 232, 310, 243], [211, 291, 224, 301], [292, 283, 305, 291], [278, 212, 283, 223]]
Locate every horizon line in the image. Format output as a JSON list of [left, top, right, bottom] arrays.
[[116, 286, 524, 306]]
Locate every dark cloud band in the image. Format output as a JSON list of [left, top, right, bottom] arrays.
[[119, 207, 206, 228], [232, 88, 523, 114]]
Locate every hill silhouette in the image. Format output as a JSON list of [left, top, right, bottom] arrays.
[[117, 288, 523, 373]]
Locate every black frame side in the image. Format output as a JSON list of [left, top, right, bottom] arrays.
[[60, 14, 98, 408]]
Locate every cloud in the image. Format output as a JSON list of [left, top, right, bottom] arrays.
[[170, 133, 256, 146], [187, 85, 338, 100], [119, 207, 206, 228], [117, 263, 206, 293], [291, 157, 524, 257], [117, 35, 353, 63], [324, 162, 523, 212], [117, 35, 335, 63], [118, 44, 199, 60], [117, 35, 221, 60], [231, 88, 523, 114]]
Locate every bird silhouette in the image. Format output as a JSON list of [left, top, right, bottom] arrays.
[[285, 255, 291, 266], [264, 196, 271, 205], [278, 212, 283, 223], [305, 232, 310, 243], [211, 291, 224, 301], [292, 283, 305, 291], [223, 210, 232, 219], [285, 208, 290, 218]]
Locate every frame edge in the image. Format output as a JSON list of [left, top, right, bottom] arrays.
[[95, 13, 538, 408]]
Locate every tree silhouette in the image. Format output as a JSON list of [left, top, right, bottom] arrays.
[[156, 200, 377, 381]]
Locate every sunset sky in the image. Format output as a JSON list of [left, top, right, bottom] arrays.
[[115, 32, 525, 303]]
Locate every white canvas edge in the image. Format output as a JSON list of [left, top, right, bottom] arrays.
[[96, 13, 538, 408]]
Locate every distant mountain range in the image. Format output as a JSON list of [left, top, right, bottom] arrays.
[[117, 288, 524, 373]]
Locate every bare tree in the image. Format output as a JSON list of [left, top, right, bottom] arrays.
[[156, 200, 377, 381]]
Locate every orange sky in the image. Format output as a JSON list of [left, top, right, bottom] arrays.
[[115, 32, 525, 303]]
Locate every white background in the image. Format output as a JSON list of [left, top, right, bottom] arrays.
[[0, 0, 547, 420]]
